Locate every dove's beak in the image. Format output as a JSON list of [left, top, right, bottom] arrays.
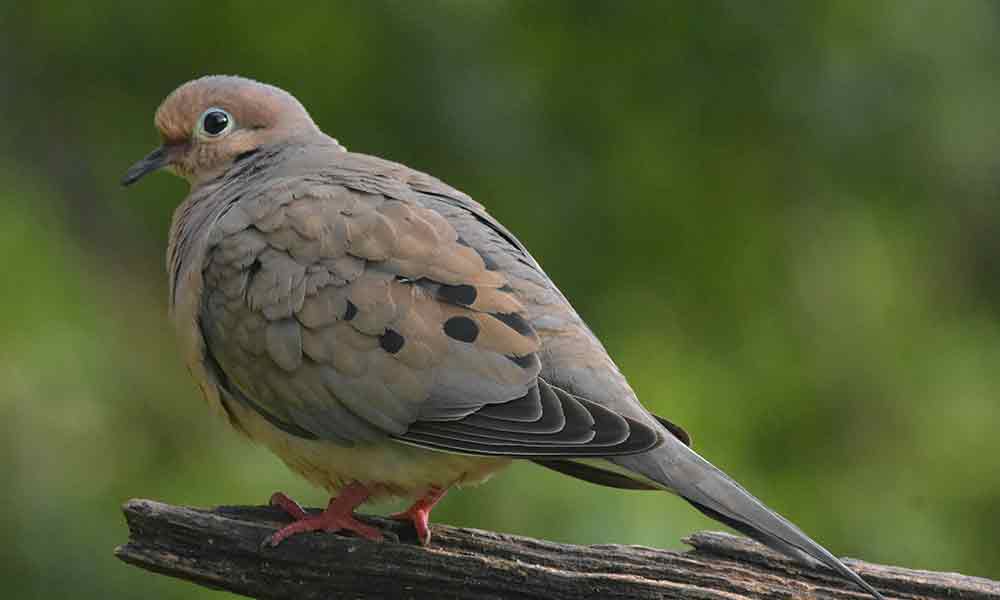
[[121, 146, 172, 187]]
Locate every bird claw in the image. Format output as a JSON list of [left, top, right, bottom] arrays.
[[264, 485, 383, 547], [269, 491, 309, 520], [388, 486, 447, 546], [389, 506, 433, 546], [264, 511, 384, 547]]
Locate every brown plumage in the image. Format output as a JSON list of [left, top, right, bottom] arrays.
[[123, 75, 884, 599]]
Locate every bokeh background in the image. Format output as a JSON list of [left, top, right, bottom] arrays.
[[3, 1, 1000, 598]]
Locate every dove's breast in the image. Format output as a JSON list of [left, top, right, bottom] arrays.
[[167, 183, 238, 424]]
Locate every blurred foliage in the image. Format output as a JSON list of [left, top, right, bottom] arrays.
[[2, 1, 999, 597]]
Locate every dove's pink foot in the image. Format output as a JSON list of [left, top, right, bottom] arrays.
[[390, 486, 448, 545], [265, 482, 383, 546]]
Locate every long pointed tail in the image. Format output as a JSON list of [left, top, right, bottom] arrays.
[[611, 437, 884, 600]]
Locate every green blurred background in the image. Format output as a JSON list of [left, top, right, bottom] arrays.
[[3, 1, 999, 597]]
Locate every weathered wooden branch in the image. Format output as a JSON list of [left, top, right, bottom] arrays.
[[115, 499, 999, 599]]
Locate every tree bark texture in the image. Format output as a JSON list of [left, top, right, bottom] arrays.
[[114, 499, 1000, 599]]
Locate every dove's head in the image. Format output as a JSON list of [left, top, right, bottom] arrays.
[[122, 75, 322, 187]]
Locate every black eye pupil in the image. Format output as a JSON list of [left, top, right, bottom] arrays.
[[203, 111, 230, 135]]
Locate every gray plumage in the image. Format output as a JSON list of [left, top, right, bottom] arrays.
[[124, 75, 884, 600]]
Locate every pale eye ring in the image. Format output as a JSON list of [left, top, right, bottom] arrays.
[[197, 107, 234, 138]]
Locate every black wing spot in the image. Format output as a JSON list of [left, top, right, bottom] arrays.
[[438, 284, 478, 306], [379, 329, 405, 354], [444, 316, 479, 343], [455, 236, 499, 270], [247, 258, 262, 277], [492, 312, 533, 337], [343, 300, 358, 321]]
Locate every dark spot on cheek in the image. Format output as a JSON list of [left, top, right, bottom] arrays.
[[343, 300, 358, 321], [444, 316, 479, 343], [438, 284, 477, 306], [491, 312, 534, 337], [379, 329, 405, 354]]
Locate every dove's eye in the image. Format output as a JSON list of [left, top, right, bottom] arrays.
[[197, 108, 234, 138]]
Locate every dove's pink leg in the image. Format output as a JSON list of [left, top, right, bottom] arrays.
[[265, 482, 383, 546], [390, 486, 448, 545]]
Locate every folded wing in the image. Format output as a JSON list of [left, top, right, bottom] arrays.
[[198, 166, 660, 457]]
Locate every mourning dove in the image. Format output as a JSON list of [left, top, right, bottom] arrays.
[[123, 75, 883, 599]]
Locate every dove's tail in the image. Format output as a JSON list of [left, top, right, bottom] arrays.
[[609, 437, 885, 600]]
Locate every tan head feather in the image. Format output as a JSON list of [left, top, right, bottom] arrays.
[[123, 75, 325, 187]]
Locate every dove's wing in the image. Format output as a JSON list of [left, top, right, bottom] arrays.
[[198, 151, 660, 457], [336, 153, 886, 600]]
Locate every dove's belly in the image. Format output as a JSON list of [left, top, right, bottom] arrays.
[[227, 397, 512, 499]]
